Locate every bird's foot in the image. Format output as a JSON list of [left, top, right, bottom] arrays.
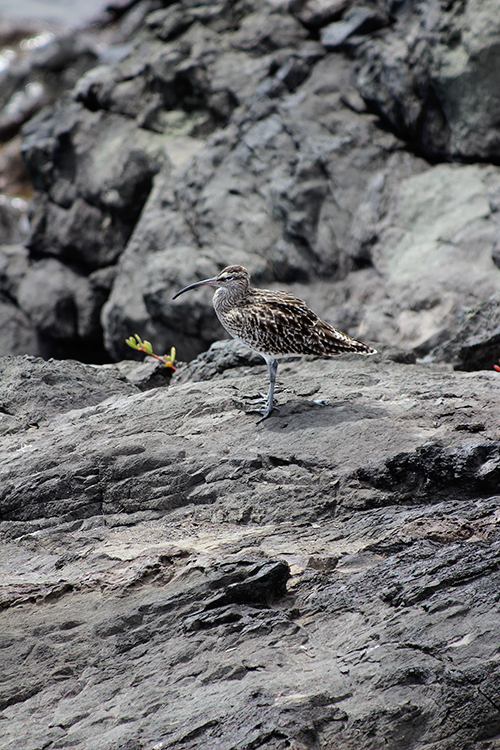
[[241, 391, 277, 419], [244, 403, 277, 423], [232, 393, 277, 420], [241, 392, 268, 402], [238, 389, 278, 422]]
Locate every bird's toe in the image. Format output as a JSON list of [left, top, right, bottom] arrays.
[[244, 404, 277, 422], [241, 392, 268, 402], [256, 409, 275, 424]]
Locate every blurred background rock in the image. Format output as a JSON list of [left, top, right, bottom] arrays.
[[0, 0, 499, 369]]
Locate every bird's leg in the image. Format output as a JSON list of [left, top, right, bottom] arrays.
[[262, 358, 278, 419], [245, 358, 278, 422]]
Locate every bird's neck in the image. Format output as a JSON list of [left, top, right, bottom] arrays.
[[213, 285, 247, 314]]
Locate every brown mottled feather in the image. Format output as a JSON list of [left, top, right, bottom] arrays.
[[173, 264, 376, 420], [212, 272, 375, 358]]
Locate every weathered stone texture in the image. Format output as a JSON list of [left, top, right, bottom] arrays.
[[1, 348, 500, 749]]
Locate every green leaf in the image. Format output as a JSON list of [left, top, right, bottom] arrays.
[[126, 336, 139, 350]]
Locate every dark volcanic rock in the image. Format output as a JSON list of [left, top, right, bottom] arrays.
[[16, 258, 103, 344], [0, 196, 29, 246], [22, 100, 166, 269], [0, 0, 497, 365], [0, 295, 40, 357], [172, 338, 265, 383], [0, 243, 119, 362], [0, 31, 98, 143], [349, 163, 500, 359], [320, 6, 390, 49], [431, 292, 500, 372], [3, 0, 500, 744], [95, 0, 500, 366], [101, 49, 414, 361], [354, 0, 500, 162], [0, 354, 137, 435], [0, 244, 40, 356], [0, 351, 500, 749], [290, 0, 351, 29]]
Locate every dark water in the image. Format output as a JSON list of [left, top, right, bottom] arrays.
[[1, 0, 108, 27]]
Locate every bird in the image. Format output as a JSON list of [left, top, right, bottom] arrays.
[[173, 265, 376, 422]]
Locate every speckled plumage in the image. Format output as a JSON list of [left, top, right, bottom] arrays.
[[173, 265, 376, 421]]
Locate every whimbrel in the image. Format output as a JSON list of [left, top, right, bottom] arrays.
[[173, 265, 376, 421]]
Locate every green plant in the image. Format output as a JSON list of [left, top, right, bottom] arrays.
[[126, 334, 176, 370]]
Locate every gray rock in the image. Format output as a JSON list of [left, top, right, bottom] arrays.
[[430, 292, 500, 372], [0, 197, 29, 246], [351, 163, 500, 357], [0, 0, 499, 372], [0, 31, 98, 141], [492, 228, 500, 270], [106, 356, 175, 391], [0, 244, 31, 299], [15, 256, 108, 359], [0, 354, 137, 435], [102, 49, 411, 360], [3, 3, 500, 743], [172, 338, 266, 383], [0, 352, 500, 748], [22, 101, 166, 269], [230, 7, 309, 54], [101, 164, 220, 363], [355, 0, 500, 161], [289, 0, 350, 28], [0, 134, 31, 197], [0, 297, 40, 357], [320, 6, 389, 49], [0, 245, 40, 356]]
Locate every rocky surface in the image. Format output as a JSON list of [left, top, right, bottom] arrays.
[[1, 346, 500, 749], [0, 0, 499, 365], [1, 2, 500, 747], [354, 0, 500, 162]]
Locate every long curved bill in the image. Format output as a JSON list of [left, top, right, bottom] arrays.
[[172, 277, 218, 300]]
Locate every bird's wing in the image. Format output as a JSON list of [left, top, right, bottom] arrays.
[[222, 290, 366, 356]]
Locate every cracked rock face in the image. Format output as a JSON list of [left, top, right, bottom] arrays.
[[1, 346, 500, 749]]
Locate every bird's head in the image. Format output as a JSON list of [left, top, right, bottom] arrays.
[[172, 265, 250, 299]]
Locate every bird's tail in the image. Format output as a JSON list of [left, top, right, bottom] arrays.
[[317, 321, 377, 356], [349, 340, 377, 355]]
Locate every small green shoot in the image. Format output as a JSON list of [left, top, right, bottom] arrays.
[[126, 334, 176, 370]]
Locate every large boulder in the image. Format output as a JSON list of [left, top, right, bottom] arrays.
[[0, 30, 98, 143], [102, 48, 418, 361], [22, 101, 167, 269], [0, 244, 40, 356], [431, 291, 500, 371], [346, 163, 500, 357], [0, 296, 40, 357]]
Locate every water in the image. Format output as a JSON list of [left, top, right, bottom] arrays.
[[0, 0, 109, 27]]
